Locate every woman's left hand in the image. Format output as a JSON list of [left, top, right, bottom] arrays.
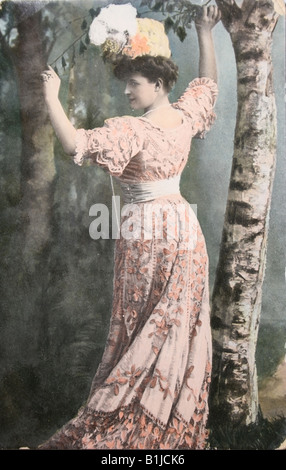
[[195, 5, 221, 33]]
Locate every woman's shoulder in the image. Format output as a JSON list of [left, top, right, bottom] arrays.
[[103, 115, 150, 141], [104, 114, 145, 130], [100, 115, 147, 146]]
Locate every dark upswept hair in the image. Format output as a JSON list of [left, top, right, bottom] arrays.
[[113, 55, 179, 93]]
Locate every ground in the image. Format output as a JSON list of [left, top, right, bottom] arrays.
[[259, 359, 286, 450]]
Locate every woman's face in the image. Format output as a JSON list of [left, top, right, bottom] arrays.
[[124, 73, 159, 111]]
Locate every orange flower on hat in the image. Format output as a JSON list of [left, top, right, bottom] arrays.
[[123, 33, 151, 58]]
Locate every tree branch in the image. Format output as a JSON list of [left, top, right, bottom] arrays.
[[241, 0, 256, 11], [243, 1, 279, 33], [215, 0, 242, 30]]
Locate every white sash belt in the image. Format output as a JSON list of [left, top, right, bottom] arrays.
[[118, 175, 181, 204]]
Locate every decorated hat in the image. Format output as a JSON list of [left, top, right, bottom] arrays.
[[89, 3, 171, 60]]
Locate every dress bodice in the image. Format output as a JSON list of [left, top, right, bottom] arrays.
[[74, 77, 218, 183]]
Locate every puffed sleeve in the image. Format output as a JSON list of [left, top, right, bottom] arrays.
[[174, 77, 218, 139], [73, 116, 143, 176]]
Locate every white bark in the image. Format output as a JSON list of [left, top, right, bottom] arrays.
[[211, 0, 279, 425]]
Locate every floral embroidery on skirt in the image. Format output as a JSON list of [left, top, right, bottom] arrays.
[[39, 195, 212, 450]]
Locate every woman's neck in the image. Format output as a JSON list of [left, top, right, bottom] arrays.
[[143, 98, 171, 116]]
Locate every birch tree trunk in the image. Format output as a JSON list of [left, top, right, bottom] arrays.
[[210, 0, 279, 425]]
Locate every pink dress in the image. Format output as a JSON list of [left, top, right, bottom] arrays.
[[40, 77, 218, 450]]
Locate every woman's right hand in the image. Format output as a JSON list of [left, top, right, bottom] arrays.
[[41, 65, 61, 103], [195, 5, 221, 33]]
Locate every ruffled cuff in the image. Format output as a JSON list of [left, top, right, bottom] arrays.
[[193, 78, 218, 139], [195, 108, 217, 140], [175, 77, 218, 139], [73, 128, 89, 166], [186, 77, 218, 104]]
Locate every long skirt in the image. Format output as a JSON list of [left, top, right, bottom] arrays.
[[39, 195, 212, 450]]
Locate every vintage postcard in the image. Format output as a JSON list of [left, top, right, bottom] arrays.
[[0, 0, 285, 452]]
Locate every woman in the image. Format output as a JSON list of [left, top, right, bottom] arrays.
[[39, 5, 221, 450]]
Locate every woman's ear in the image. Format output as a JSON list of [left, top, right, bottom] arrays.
[[155, 78, 164, 91]]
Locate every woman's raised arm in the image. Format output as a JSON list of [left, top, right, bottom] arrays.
[[41, 66, 77, 155], [195, 6, 221, 83]]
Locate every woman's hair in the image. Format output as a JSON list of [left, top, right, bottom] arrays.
[[113, 55, 179, 93]]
